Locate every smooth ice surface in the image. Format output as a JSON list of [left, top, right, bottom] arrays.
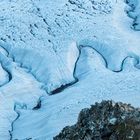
[[0, 0, 140, 139]]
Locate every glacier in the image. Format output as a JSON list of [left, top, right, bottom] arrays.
[[0, 0, 140, 139]]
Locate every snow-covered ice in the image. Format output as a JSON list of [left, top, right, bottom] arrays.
[[0, 0, 140, 139], [126, 0, 140, 30]]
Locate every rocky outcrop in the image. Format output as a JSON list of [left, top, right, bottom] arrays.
[[54, 101, 140, 140]]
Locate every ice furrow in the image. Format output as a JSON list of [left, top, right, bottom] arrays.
[[0, 47, 47, 139], [0, 47, 12, 87], [0, 63, 10, 87], [0, 41, 80, 95], [1, 40, 140, 96]]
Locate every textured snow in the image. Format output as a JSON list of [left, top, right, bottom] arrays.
[[126, 0, 140, 30], [0, 0, 140, 139]]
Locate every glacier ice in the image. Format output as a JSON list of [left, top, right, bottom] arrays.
[[126, 0, 140, 30], [0, 0, 140, 139]]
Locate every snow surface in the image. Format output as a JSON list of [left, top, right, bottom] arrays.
[[126, 0, 140, 30], [0, 0, 140, 139]]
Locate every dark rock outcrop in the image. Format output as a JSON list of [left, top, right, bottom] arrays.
[[54, 101, 140, 140]]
